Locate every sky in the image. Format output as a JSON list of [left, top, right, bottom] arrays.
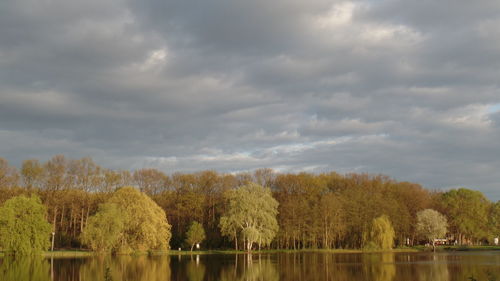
[[1, 0, 500, 200]]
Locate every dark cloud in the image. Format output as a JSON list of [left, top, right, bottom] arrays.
[[1, 0, 499, 200]]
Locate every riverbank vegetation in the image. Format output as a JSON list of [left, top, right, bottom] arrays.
[[0, 155, 499, 255]]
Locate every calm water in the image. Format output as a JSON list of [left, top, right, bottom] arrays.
[[1, 251, 500, 281]]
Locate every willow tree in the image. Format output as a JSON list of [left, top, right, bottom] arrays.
[[81, 203, 124, 252], [82, 186, 171, 253], [219, 183, 278, 251], [0, 195, 51, 255], [366, 215, 395, 250]]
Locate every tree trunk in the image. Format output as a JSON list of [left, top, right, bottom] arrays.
[[80, 208, 85, 233], [235, 231, 238, 251], [60, 205, 65, 230], [52, 207, 58, 232], [69, 206, 74, 233], [85, 205, 90, 228]]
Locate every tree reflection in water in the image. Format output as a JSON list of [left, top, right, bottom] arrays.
[[416, 253, 449, 281], [2, 251, 500, 280], [0, 256, 50, 281], [186, 256, 205, 281], [363, 253, 396, 281], [219, 253, 279, 281], [79, 255, 171, 281]]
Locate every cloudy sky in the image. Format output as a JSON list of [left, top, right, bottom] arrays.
[[1, 0, 500, 199]]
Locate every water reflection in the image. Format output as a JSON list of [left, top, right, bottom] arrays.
[[79, 256, 171, 281], [415, 253, 449, 281], [186, 257, 205, 281], [363, 253, 396, 281], [0, 256, 50, 281], [229, 254, 278, 281], [1, 251, 500, 280]]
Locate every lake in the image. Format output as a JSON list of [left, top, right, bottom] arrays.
[[1, 251, 500, 281]]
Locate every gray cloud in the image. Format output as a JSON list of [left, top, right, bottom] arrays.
[[1, 0, 500, 200]]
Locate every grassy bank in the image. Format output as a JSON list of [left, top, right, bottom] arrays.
[[441, 245, 500, 251], [128, 247, 421, 256], [43, 250, 94, 257], [3, 246, 499, 258]]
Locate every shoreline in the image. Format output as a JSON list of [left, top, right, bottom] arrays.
[[2, 246, 499, 258]]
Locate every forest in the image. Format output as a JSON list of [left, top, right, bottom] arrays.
[[0, 155, 499, 252]]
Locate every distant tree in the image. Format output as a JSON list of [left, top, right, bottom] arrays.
[[0, 158, 20, 187], [21, 159, 44, 189], [440, 188, 489, 244], [416, 209, 448, 251], [0, 195, 51, 255], [253, 168, 275, 188], [67, 157, 103, 192], [219, 183, 279, 251], [81, 203, 125, 252], [319, 192, 345, 248], [185, 221, 206, 251], [366, 215, 395, 250], [43, 155, 68, 191], [133, 168, 169, 195], [488, 201, 500, 241], [83, 187, 171, 253]]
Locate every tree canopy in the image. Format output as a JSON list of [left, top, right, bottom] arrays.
[[0, 195, 51, 255], [219, 182, 279, 251], [82, 187, 171, 253], [1, 155, 499, 251], [440, 188, 490, 244], [81, 203, 125, 252], [185, 221, 206, 251], [489, 201, 500, 240], [366, 215, 395, 250], [416, 209, 448, 250]]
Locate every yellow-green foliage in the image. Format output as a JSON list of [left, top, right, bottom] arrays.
[[0, 195, 51, 255], [367, 215, 395, 250], [219, 183, 279, 250], [0, 256, 50, 280], [83, 187, 171, 253], [185, 221, 206, 251], [82, 203, 125, 252]]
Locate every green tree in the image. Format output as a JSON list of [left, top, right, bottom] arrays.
[[110, 186, 172, 252], [440, 188, 490, 244], [488, 201, 500, 240], [81, 203, 125, 252], [416, 209, 448, 251], [83, 187, 171, 253], [219, 183, 279, 251], [366, 215, 395, 250], [185, 221, 206, 251], [0, 195, 51, 255]]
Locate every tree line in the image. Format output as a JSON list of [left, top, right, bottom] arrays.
[[0, 155, 499, 253]]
